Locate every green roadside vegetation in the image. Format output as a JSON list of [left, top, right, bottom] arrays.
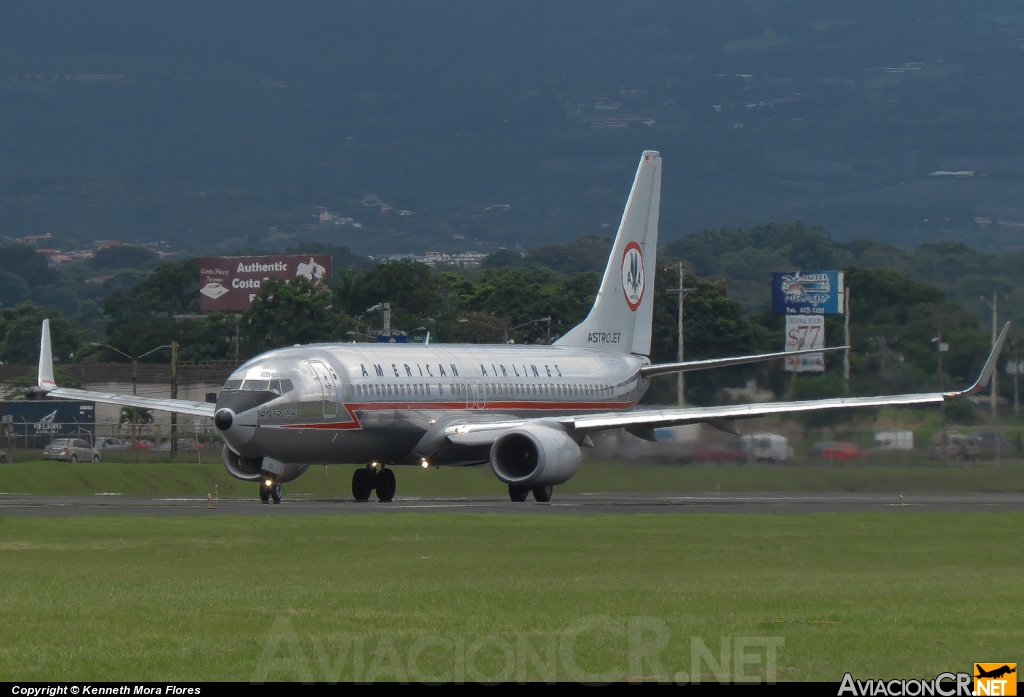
[[0, 513, 1020, 681], [1, 458, 1022, 497]]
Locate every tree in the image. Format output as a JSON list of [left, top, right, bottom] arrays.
[[91, 246, 160, 271], [0, 244, 55, 288], [3, 366, 81, 398], [240, 276, 355, 355], [0, 302, 88, 365]]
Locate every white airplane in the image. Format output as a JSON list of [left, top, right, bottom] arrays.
[[35, 151, 1008, 503]]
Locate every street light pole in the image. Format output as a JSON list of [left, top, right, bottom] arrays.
[[91, 342, 171, 462]]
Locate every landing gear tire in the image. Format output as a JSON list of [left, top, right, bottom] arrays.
[[509, 485, 530, 502], [352, 466, 376, 502], [271, 483, 283, 504], [532, 485, 553, 503], [376, 467, 397, 502], [259, 481, 271, 504]]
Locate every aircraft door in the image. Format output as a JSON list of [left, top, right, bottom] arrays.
[[474, 379, 486, 410], [307, 359, 339, 419]]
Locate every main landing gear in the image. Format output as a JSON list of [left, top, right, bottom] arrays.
[[508, 485, 553, 503], [352, 464, 397, 503], [259, 477, 283, 505]]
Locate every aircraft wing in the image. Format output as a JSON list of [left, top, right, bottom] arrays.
[[35, 319, 216, 419], [44, 387, 216, 419], [640, 346, 846, 378], [447, 322, 1009, 442]]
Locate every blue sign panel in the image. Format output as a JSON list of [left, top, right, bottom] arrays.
[[772, 271, 845, 315], [0, 400, 95, 448]]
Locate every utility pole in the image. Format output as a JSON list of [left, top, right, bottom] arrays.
[[1013, 339, 1020, 416], [667, 263, 690, 406], [991, 290, 998, 419], [843, 286, 851, 396], [934, 326, 946, 426], [131, 357, 138, 462], [170, 341, 178, 461]]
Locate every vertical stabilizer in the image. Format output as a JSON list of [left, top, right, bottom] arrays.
[[38, 319, 55, 389], [555, 150, 661, 354]]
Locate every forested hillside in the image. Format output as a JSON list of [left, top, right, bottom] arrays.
[[4, 2, 1024, 254]]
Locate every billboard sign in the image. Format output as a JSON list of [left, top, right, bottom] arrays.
[[198, 255, 332, 312], [772, 271, 844, 315], [784, 315, 825, 373], [0, 400, 95, 447]]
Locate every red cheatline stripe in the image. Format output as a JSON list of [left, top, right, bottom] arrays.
[[274, 400, 637, 430]]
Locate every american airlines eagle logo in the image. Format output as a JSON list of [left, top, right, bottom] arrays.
[[621, 242, 645, 311]]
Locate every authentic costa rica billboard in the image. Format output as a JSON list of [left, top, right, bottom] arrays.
[[771, 270, 845, 315], [198, 255, 332, 312]]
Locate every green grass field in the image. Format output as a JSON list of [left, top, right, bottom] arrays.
[[2, 459, 1024, 497], [0, 513, 1021, 682]]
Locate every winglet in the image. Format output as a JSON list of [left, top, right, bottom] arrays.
[[946, 321, 1010, 398], [38, 319, 56, 390]]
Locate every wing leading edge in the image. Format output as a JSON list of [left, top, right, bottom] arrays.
[[567, 321, 1009, 433], [446, 322, 1010, 440], [36, 320, 216, 418]]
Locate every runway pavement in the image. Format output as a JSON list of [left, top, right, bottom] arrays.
[[1, 492, 1023, 516]]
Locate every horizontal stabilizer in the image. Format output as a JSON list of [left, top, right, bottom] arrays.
[[640, 346, 847, 378]]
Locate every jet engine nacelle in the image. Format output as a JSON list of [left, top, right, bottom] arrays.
[[222, 446, 309, 483], [490, 424, 582, 487]]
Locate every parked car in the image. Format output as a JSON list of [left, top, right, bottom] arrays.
[[811, 442, 870, 460], [131, 440, 155, 450], [690, 440, 748, 464], [154, 439, 207, 452], [96, 437, 130, 451], [741, 433, 793, 463], [43, 438, 100, 463], [928, 432, 980, 461]]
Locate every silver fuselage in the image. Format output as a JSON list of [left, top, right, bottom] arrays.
[[216, 343, 649, 466]]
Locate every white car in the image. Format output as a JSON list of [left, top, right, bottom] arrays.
[[741, 433, 793, 463], [96, 437, 130, 451]]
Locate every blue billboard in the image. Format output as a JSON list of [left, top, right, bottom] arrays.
[[772, 271, 845, 315], [0, 400, 95, 448]]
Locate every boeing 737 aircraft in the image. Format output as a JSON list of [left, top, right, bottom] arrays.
[[35, 151, 1008, 504]]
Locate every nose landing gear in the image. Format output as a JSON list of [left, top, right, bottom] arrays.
[[259, 478, 283, 504], [351, 464, 397, 503]]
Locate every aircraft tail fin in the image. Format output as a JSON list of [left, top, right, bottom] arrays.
[[555, 150, 661, 354], [38, 319, 56, 390]]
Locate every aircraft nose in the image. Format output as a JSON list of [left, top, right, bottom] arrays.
[[214, 409, 234, 431]]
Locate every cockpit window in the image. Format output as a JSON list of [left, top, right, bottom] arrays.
[[241, 379, 270, 391], [224, 380, 242, 390], [269, 380, 282, 395], [281, 379, 294, 393]]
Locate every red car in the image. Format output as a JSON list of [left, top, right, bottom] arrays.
[[811, 442, 870, 460]]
